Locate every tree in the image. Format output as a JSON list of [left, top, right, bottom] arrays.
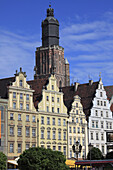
[[106, 151, 113, 159], [0, 152, 7, 170], [87, 147, 103, 160], [18, 147, 69, 170]]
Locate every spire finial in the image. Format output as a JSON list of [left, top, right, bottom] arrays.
[[99, 72, 101, 78], [49, 0, 51, 7]]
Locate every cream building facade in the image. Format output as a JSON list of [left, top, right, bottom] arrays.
[[37, 75, 68, 157], [7, 68, 38, 159], [68, 95, 88, 159]]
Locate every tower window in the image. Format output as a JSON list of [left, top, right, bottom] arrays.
[[19, 80, 23, 87]]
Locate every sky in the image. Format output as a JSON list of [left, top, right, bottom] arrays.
[[0, 0, 113, 86]]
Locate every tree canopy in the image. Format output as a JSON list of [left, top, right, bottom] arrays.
[[0, 152, 7, 170], [87, 147, 103, 160], [18, 147, 69, 170], [106, 151, 113, 159]]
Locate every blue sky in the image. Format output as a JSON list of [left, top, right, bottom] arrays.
[[0, 0, 113, 85]]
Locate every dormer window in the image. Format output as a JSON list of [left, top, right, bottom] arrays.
[[19, 80, 23, 87]]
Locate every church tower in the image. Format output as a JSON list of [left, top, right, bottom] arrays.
[[34, 5, 70, 87]]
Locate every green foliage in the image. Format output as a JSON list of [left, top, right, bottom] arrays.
[[18, 147, 69, 170], [0, 152, 7, 170], [87, 147, 103, 160], [106, 151, 113, 159]]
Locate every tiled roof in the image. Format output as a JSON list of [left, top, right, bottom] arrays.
[[62, 81, 99, 118], [0, 77, 15, 99], [27, 77, 49, 109], [104, 86, 113, 100]]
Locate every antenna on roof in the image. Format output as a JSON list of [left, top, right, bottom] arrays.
[[99, 72, 102, 81]]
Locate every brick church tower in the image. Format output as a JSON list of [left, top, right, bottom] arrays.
[[34, 5, 70, 87]]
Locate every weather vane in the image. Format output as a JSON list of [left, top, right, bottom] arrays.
[[49, 0, 52, 7], [99, 72, 101, 78]]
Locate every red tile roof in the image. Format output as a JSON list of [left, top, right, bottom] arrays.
[[104, 86, 113, 100], [62, 81, 99, 118]]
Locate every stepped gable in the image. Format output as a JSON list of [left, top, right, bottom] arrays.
[[0, 77, 15, 99], [104, 86, 113, 100], [62, 81, 99, 119], [27, 76, 49, 109]]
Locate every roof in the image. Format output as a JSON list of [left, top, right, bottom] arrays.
[[62, 81, 99, 118], [104, 86, 113, 100], [27, 77, 49, 109], [0, 77, 15, 99]]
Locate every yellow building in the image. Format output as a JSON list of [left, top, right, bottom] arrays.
[[32, 75, 68, 157], [68, 95, 88, 159], [7, 68, 38, 159]]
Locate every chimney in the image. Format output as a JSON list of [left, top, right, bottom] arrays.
[[74, 82, 80, 91], [89, 80, 93, 85]]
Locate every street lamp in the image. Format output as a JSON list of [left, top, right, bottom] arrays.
[[88, 143, 93, 170], [72, 141, 82, 170]]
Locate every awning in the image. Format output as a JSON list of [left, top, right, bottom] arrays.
[[8, 160, 18, 166]]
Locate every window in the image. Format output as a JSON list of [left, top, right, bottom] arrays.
[[1, 106, 4, 120], [53, 131, 56, 139], [95, 110, 98, 116], [52, 85, 54, 90], [26, 127, 30, 136], [47, 117, 50, 125], [1, 124, 4, 134], [26, 104, 29, 111], [32, 128, 36, 137], [96, 133, 99, 140], [76, 118, 78, 123], [58, 131, 61, 140], [57, 108, 59, 113], [26, 94, 29, 100], [47, 145, 50, 149], [80, 118, 82, 124], [92, 121, 94, 128], [20, 103, 23, 110], [58, 146, 61, 151], [69, 137, 72, 145], [52, 97, 54, 102], [26, 144, 29, 150], [63, 119, 66, 126], [101, 101, 103, 106], [13, 92, 16, 98], [10, 113, 13, 120], [82, 128, 85, 133], [63, 132, 66, 140], [101, 111, 103, 117], [73, 127, 76, 133], [72, 117, 74, 123], [100, 84, 102, 89], [18, 114, 21, 121], [10, 127, 14, 135], [63, 146, 66, 156], [106, 112, 108, 117], [10, 143, 14, 153], [26, 115, 29, 122], [76, 103, 78, 107], [76, 110, 78, 115], [57, 98, 59, 103], [52, 118, 55, 125], [52, 107, 54, 113], [18, 144, 21, 153], [20, 93, 23, 99], [101, 122, 104, 128], [82, 138, 85, 146], [69, 127, 71, 133], [53, 146, 56, 151], [104, 101, 106, 106], [74, 137, 76, 144], [47, 131, 50, 139], [18, 127, 22, 136], [110, 123, 112, 129], [47, 106, 49, 112], [101, 133, 104, 140], [70, 150, 72, 158], [13, 102, 16, 109], [106, 122, 108, 129], [41, 130, 44, 139], [58, 118, 61, 126], [32, 144, 36, 147], [77, 127, 80, 133], [97, 100, 99, 105], [19, 80, 23, 87], [78, 138, 80, 143], [91, 133, 93, 140], [32, 116, 36, 122], [46, 96, 49, 101], [41, 116, 44, 124], [102, 146, 104, 153], [100, 92, 103, 97], [96, 121, 98, 128]]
